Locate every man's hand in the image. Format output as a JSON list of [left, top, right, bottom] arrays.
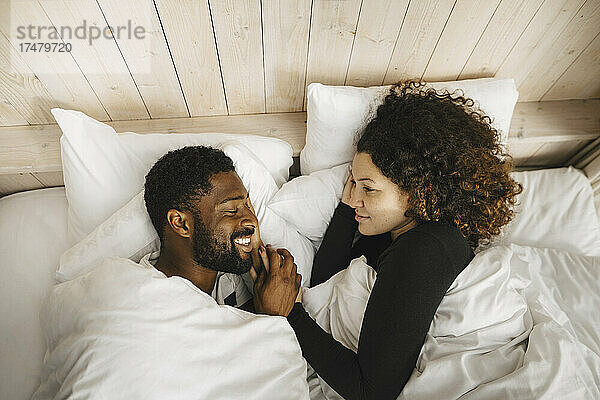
[[249, 245, 302, 317]]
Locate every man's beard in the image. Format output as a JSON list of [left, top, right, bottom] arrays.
[[191, 217, 253, 275]]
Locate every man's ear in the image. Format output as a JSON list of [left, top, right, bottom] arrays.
[[165, 209, 192, 238]]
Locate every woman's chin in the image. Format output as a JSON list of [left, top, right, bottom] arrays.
[[357, 224, 371, 235], [358, 222, 387, 236]]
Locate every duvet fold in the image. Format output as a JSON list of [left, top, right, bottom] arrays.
[[302, 245, 600, 400], [33, 256, 309, 400]]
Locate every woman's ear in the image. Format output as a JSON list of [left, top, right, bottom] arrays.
[[165, 209, 192, 238]]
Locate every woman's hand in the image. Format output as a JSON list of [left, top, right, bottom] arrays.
[[341, 172, 355, 206], [247, 198, 265, 276], [249, 245, 302, 317]]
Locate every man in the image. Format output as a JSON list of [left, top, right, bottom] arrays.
[[32, 145, 309, 400], [142, 145, 301, 311]]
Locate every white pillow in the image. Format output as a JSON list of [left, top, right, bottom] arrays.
[[52, 108, 293, 242], [59, 142, 315, 285], [301, 78, 519, 174], [485, 167, 600, 256], [57, 190, 156, 282], [269, 163, 350, 248], [268, 165, 600, 257]]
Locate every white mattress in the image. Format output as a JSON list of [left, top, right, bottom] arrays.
[[0, 187, 73, 400]]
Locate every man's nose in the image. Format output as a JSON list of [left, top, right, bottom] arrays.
[[239, 205, 257, 228]]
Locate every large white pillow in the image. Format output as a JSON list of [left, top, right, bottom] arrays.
[[269, 163, 350, 249], [301, 78, 519, 174], [52, 108, 293, 242], [269, 165, 600, 257], [485, 167, 600, 256], [58, 142, 315, 285]]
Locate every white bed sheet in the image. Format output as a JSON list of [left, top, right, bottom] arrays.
[[0, 187, 73, 400]]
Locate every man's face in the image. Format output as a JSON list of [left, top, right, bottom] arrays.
[[190, 171, 259, 275]]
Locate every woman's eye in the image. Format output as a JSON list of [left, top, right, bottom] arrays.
[[363, 187, 374, 192], [224, 210, 237, 214]]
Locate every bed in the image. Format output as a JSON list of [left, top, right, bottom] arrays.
[[0, 187, 73, 400], [2, 79, 600, 399], [3, 162, 600, 400]]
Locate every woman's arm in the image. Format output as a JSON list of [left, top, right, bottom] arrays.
[[288, 228, 471, 399], [310, 201, 358, 286]]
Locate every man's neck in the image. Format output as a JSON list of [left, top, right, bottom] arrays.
[[153, 248, 218, 295]]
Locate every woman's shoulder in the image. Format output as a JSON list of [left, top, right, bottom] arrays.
[[379, 221, 474, 274], [411, 221, 468, 244]]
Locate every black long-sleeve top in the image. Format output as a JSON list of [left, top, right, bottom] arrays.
[[287, 202, 474, 400]]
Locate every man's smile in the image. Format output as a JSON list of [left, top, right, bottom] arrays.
[[232, 233, 254, 253]]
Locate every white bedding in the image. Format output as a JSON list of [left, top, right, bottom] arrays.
[[302, 245, 600, 399], [0, 188, 73, 400], [3, 167, 600, 400], [33, 256, 309, 400]]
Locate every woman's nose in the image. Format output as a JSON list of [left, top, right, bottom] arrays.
[[350, 189, 364, 208], [352, 198, 364, 209]]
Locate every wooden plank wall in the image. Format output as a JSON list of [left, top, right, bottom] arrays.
[[1, 0, 600, 198], [0, 0, 599, 125]]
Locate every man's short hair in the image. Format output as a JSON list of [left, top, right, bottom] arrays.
[[144, 145, 235, 243]]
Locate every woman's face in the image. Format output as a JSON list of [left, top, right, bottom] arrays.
[[350, 152, 413, 236]]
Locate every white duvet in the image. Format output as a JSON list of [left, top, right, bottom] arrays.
[[302, 244, 600, 400], [33, 257, 309, 400], [34, 243, 600, 400]]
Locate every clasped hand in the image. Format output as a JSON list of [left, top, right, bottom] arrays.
[[249, 245, 302, 317]]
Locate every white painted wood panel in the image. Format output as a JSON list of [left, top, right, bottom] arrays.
[[344, 0, 409, 87], [262, 0, 311, 112], [0, 30, 55, 124], [154, 0, 227, 116], [1, 99, 597, 177], [305, 0, 362, 97], [0, 96, 28, 126], [544, 30, 600, 100], [383, 0, 454, 83], [495, 0, 587, 99], [459, 0, 545, 79], [0, 0, 109, 121], [1, 0, 600, 127], [39, 0, 149, 120], [422, 0, 501, 81], [96, 0, 189, 118], [33, 171, 64, 187], [516, 0, 600, 101], [210, 0, 265, 115], [0, 172, 43, 196]]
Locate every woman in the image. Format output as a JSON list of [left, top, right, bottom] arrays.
[[251, 81, 522, 399]]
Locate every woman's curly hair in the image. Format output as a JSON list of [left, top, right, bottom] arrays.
[[356, 80, 522, 249]]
